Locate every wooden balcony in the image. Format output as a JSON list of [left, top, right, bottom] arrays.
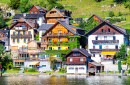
[[96, 32, 115, 35], [47, 33, 70, 37], [11, 34, 32, 38], [92, 40, 119, 44], [63, 61, 86, 65], [25, 57, 46, 61], [89, 49, 119, 53], [15, 27, 27, 30]]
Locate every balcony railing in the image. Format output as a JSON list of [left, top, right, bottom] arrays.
[[11, 34, 32, 38], [92, 40, 119, 44], [25, 57, 46, 61], [63, 61, 86, 65], [47, 33, 71, 37], [96, 32, 115, 35], [89, 49, 119, 53], [15, 27, 27, 30]]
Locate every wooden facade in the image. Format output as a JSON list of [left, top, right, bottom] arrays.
[[30, 5, 47, 14]]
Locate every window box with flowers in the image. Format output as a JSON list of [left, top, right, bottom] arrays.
[[53, 41, 57, 44], [59, 41, 62, 43]]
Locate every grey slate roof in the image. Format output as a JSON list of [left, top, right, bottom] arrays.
[[12, 13, 45, 19], [69, 24, 85, 30], [38, 24, 54, 30], [0, 30, 10, 36], [58, 21, 79, 35], [89, 62, 104, 66], [72, 48, 91, 57], [34, 5, 49, 12]]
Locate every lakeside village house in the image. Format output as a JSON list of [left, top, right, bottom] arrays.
[[0, 5, 129, 73]]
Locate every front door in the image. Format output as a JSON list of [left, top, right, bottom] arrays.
[[75, 67, 78, 73]]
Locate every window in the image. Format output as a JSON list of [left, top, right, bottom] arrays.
[[28, 38, 30, 42], [31, 11, 33, 14], [69, 67, 74, 70], [23, 31, 25, 34], [24, 38, 26, 43], [99, 45, 102, 49], [96, 37, 98, 40], [50, 31, 52, 34], [56, 18, 57, 20], [93, 54, 95, 57], [108, 29, 110, 32], [115, 45, 118, 49], [37, 54, 39, 58], [73, 52, 80, 56], [99, 54, 101, 57], [56, 54, 60, 57], [21, 25, 25, 27], [42, 65, 46, 67], [41, 55, 45, 59], [32, 55, 35, 58], [67, 30, 69, 34], [59, 38, 61, 41], [68, 46, 70, 50], [13, 38, 15, 43], [44, 39, 46, 42], [29, 65, 32, 67], [17, 38, 19, 43], [101, 29, 104, 32], [13, 31, 15, 35], [68, 38, 70, 41], [79, 67, 84, 69], [46, 54, 49, 57], [70, 58, 73, 62], [49, 39, 52, 42], [43, 47, 45, 50], [35, 11, 37, 14], [60, 18, 61, 20], [58, 30, 62, 33], [49, 47, 52, 50], [58, 47, 62, 50], [80, 58, 83, 61], [105, 23, 107, 26], [113, 36, 116, 40], [18, 31, 20, 34], [93, 46, 95, 49], [104, 36, 107, 40], [28, 31, 31, 35]]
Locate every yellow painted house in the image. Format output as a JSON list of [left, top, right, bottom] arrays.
[[9, 18, 37, 50], [41, 20, 85, 51]]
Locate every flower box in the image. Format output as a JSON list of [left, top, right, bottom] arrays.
[[59, 41, 62, 43]]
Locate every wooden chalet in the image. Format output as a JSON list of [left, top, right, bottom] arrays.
[[30, 5, 49, 14], [87, 14, 104, 23], [46, 8, 72, 23]]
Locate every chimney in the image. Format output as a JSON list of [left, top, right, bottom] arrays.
[[23, 13, 27, 17]]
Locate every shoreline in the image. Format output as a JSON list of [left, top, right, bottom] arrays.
[[1, 73, 130, 76]]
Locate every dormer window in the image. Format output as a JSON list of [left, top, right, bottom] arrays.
[[108, 29, 110, 32], [58, 30, 62, 33], [101, 29, 104, 32], [35, 11, 37, 14]]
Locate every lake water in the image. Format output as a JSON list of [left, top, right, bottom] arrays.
[[0, 75, 130, 85]]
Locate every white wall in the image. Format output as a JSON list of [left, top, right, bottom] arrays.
[[39, 30, 46, 41], [66, 65, 87, 74], [37, 17, 45, 26]]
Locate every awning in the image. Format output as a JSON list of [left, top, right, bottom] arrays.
[[29, 62, 39, 65], [100, 52, 116, 55]]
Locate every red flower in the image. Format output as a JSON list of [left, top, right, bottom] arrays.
[[59, 41, 62, 43]]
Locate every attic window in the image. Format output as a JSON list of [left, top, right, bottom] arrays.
[[101, 29, 104, 32], [108, 29, 110, 32]]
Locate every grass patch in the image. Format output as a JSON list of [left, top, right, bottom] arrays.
[[45, 71, 53, 73], [100, 71, 119, 73], [23, 71, 40, 73], [4, 69, 20, 73]]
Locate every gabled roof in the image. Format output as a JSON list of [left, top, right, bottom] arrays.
[[38, 23, 54, 30], [69, 24, 85, 30], [30, 5, 49, 12], [89, 62, 104, 66], [75, 17, 82, 21], [42, 21, 82, 36], [85, 21, 128, 36], [64, 48, 91, 57], [12, 13, 45, 19], [88, 14, 104, 22], [28, 40, 41, 44], [10, 18, 36, 29]]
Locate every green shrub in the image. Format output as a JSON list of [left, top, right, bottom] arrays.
[[128, 69, 130, 73], [59, 67, 67, 73], [118, 60, 122, 73], [28, 68, 37, 72], [118, 11, 122, 16], [109, 11, 115, 17]]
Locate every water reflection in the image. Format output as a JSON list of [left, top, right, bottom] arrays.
[[0, 75, 130, 85]]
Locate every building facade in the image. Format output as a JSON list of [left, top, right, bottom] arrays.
[[63, 48, 91, 73], [86, 21, 129, 63]]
